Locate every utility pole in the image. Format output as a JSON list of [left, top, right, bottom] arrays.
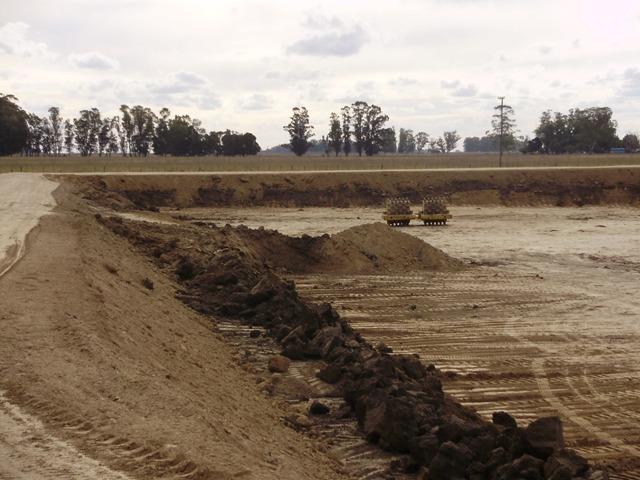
[[497, 96, 505, 168]]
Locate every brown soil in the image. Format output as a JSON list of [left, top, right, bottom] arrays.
[[91, 207, 596, 478], [208, 222, 462, 275], [82, 195, 461, 277], [317, 223, 462, 273], [3, 172, 627, 479], [0, 183, 350, 480], [64, 166, 640, 209]]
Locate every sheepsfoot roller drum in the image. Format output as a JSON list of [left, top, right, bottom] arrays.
[[382, 197, 414, 227], [417, 195, 452, 226]]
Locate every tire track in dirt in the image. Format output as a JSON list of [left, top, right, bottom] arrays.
[[0, 391, 135, 480], [294, 270, 640, 478], [0, 174, 137, 480], [214, 320, 413, 480], [2, 375, 222, 479]]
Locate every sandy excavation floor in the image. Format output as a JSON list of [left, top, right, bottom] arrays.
[[175, 205, 640, 478]]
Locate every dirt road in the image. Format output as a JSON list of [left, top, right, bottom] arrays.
[[0, 174, 57, 276], [184, 205, 640, 477]]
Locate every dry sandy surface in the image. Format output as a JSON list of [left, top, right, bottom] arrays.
[[0, 174, 57, 276], [0, 176, 351, 479], [177, 205, 640, 478], [0, 173, 134, 480]]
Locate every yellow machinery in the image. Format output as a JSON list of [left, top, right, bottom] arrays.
[[382, 197, 413, 226], [417, 196, 452, 226], [382, 196, 452, 227]]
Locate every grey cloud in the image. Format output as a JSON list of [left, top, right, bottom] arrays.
[[69, 51, 118, 70], [588, 71, 618, 86], [452, 85, 478, 97], [239, 94, 272, 110], [0, 22, 49, 57], [389, 77, 418, 87], [306, 83, 328, 102], [441, 80, 478, 97], [334, 80, 380, 104], [195, 95, 222, 110], [264, 69, 325, 82], [149, 71, 209, 95], [104, 73, 220, 111], [303, 15, 345, 30], [620, 68, 640, 96], [287, 26, 368, 57], [174, 71, 207, 86], [538, 45, 552, 55], [82, 78, 116, 94], [441, 80, 460, 89]]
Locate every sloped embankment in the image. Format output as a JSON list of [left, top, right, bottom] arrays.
[[97, 213, 602, 480], [0, 186, 349, 480], [68, 167, 640, 208]]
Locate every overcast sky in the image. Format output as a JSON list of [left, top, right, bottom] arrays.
[[1, 0, 639, 148]]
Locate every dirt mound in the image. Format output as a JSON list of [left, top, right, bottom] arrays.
[[186, 222, 462, 276], [103, 216, 461, 277], [318, 223, 462, 273]]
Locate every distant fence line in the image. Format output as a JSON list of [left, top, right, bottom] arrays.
[[2, 153, 640, 173]]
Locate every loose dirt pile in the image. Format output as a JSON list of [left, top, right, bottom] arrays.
[[225, 222, 462, 274], [320, 223, 461, 273], [97, 213, 605, 480], [100, 214, 460, 276]]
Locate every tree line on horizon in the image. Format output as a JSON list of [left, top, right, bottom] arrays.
[[282, 102, 462, 157], [0, 94, 260, 157], [463, 106, 639, 154], [1, 92, 638, 157]]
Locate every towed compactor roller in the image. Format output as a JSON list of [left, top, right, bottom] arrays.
[[382, 196, 452, 227]]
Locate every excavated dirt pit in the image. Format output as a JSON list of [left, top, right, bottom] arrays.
[[142, 205, 640, 479], [5, 174, 634, 480]]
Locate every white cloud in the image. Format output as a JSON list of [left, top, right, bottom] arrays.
[[0, 22, 48, 57], [69, 51, 118, 70]]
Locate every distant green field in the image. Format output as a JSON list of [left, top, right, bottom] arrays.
[[2, 153, 640, 173]]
